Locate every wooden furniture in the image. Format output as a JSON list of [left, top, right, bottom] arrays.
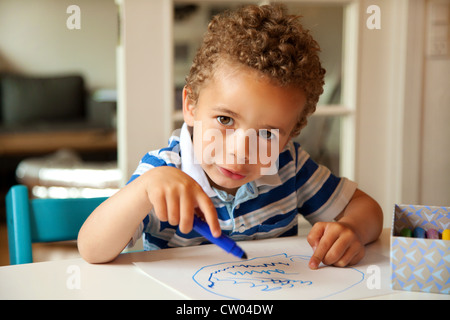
[[0, 129, 116, 156]]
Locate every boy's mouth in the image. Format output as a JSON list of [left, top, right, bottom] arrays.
[[217, 166, 246, 180]]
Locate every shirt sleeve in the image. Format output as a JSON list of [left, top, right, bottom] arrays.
[[127, 152, 170, 184], [294, 143, 357, 224], [124, 220, 144, 249], [123, 151, 171, 248]]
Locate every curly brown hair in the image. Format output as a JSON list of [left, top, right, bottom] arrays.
[[185, 4, 325, 136]]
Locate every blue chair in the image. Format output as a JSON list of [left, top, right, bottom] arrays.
[[6, 185, 106, 265]]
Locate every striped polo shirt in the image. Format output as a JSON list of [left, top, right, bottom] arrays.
[[128, 123, 357, 251]]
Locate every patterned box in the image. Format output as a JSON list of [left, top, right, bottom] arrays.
[[390, 205, 450, 294]]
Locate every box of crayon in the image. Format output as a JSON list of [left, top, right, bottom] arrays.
[[390, 204, 450, 294]]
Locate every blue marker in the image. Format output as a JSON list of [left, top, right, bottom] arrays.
[[192, 215, 247, 259]]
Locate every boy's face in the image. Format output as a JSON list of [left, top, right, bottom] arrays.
[[183, 63, 305, 195]]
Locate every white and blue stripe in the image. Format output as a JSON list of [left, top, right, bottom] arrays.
[[128, 124, 357, 250]]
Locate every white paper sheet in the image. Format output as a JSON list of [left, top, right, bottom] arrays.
[[132, 236, 391, 300]]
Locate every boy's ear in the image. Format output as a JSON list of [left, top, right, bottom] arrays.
[[182, 86, 195, 126]]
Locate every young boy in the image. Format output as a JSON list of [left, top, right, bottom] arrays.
[[78, 4, 383, 268]]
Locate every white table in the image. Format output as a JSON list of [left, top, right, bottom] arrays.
[[0, 229, 448, 300]]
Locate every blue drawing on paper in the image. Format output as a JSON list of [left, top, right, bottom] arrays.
[[192, 253, 365, 299]]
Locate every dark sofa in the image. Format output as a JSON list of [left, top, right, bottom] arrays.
[[0, 72, 115, 134]]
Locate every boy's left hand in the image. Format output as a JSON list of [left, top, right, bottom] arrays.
[[306, 221, 365, 269]]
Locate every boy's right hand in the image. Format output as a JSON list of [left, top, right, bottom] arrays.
[[143, 166, 221, 237]]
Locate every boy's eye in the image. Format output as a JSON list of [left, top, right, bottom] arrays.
[[217, 116, 234, 126], [259, 129, 274, 140]]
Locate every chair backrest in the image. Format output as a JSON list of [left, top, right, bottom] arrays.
[[6, 185, 106, 265]]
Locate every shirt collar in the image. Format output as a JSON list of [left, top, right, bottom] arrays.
[[179, 123, 217, 197], [178, 123, 282, 198]]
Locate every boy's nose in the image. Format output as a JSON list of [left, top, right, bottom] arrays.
[[227, 130, 252, 164]]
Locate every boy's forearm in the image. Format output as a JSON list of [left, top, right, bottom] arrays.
[[78, 173, 152, 263], [335, 188, 383, 245]]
